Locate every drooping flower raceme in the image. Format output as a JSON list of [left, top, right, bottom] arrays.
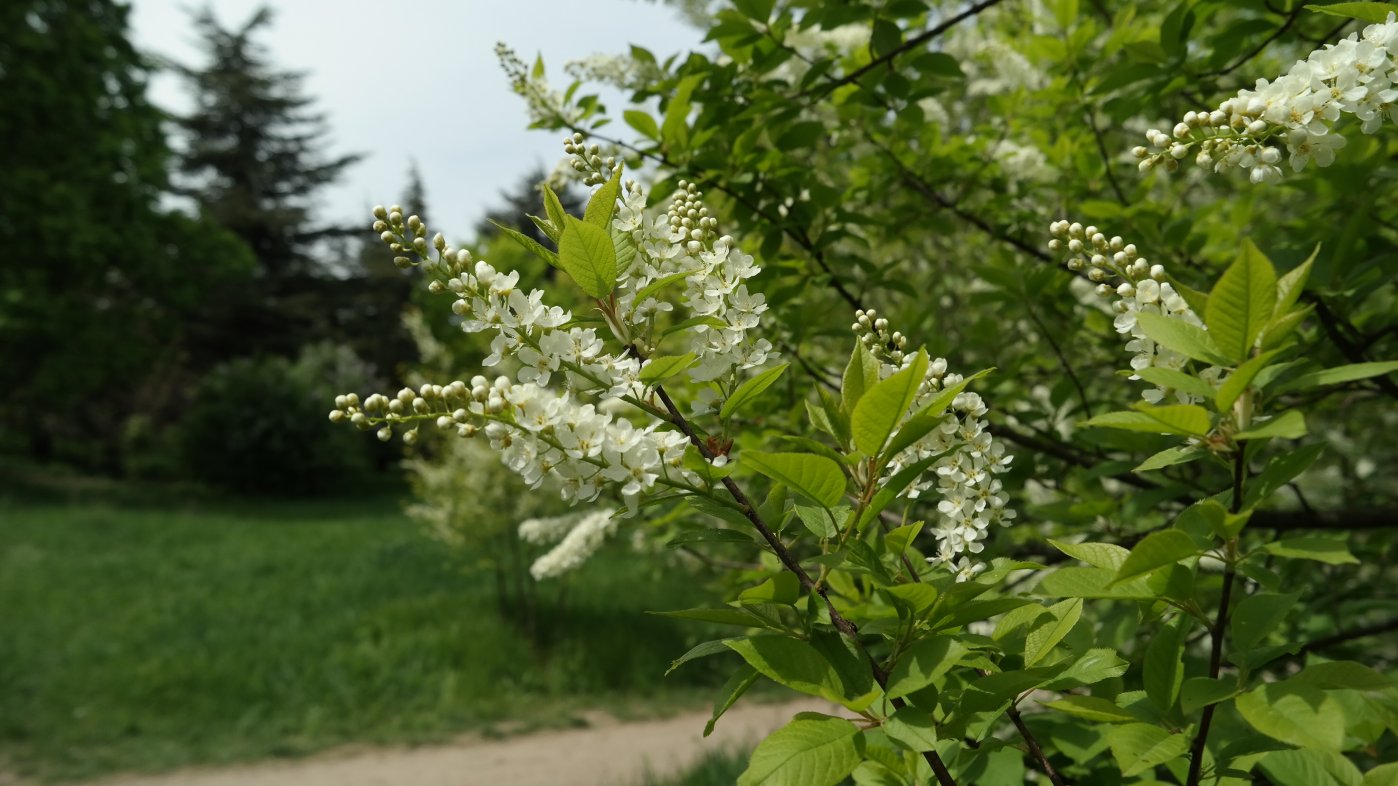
[[852, 311, 1015, 582], [329, 140, 778, 531], [1047, 220, 1221, 403], [518, 508, 617, 580], [1135, 13, 1398, 182]]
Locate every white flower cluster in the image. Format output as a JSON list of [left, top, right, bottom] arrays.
[[1047, 220, 1219, 403], [852, 311, 1015, 582], [612, 179, 776, 382], [518, 509, 618, 580], [496, 42, 582, 127], [1135, 14, 1398, 182], [564, 53, 658, 92]]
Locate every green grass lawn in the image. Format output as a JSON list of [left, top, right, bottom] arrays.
[[0, 468, 730, 781]]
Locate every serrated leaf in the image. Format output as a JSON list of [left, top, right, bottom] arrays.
[[852, 352, 928, 457], [1262, 748, 1366, 786], [542, 184, 567, 232], [1025, 598, 1083, 666], [623, 109, 660, 140], [726, 637, 845, 701], [639, 353, 697, 384], [1038, 566, 1155, 599], [1292, 660, 1395, 691], [706, 666, 760, 736], [1261, 537, 1359, 565], [557, 215, 617, 298], [1044, 648, 1131, 689], [1208, 239, 1277, 363], [666, 527, 754, 548], [1231, 592, 1298, 652], [1135, 444, 1204, 472], [1143, 616, 1185, 712], [738, 713, 863, 786], [1275, 246, 1318, 314], [886, 636, 966, 699], [668, 638, 740, 675], [1083, 404, 1211, 437], [740, 573, 802, 606], [584, 164, 623, 228], [722, 363, 790, 420], [1276, 361, 1398, 393], [1215, 350, 1282, 412], [743, 451, 846, 508], [1237, 682, 1346, 750], [883, 706, 938, 752], [794, 504, 839, 539], [1111, 530, 1199, 584], [883, 369, 993, 460], [1106, 723, 1190, 777], [1180, 676, 1239, 714], [1134, 366, 1218, 399], [654, 606, 774, 628], [854, 453, 943, 531], [1048, 539, 1130, 570], [490, 220, 559, 267], [634, 270, 692, 304], [1308, 2, 1398, 24], [1136, 311, 1231, 366], [1045, 695, 1138, 723], [1236, 410, 1306, 440], [842, 342, 881, 414]]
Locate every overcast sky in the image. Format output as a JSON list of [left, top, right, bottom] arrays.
[[127, 0, 703, 237]]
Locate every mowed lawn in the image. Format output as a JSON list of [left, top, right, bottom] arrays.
[[0, 472, 727, 781]]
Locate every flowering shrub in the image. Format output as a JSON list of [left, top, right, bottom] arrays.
[[329, 3, 1396, 784]]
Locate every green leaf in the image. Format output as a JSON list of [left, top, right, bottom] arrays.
[[1215, 350, 1282, 412], [705, 666, 760, 736], [722, 363, 790, 420], [667, 527, 754, 548], [851, 351, 928, 458], [1262, 748, 1366, 786], [1248, 443, 1325, 507], [623, 109, 660, 140], [1207, 239, 1277, 363], [1276, 361, 1398, 393], [1106, 723, 1190, 777], [794, 504, 839, 539], [1236, 410, 1307, 440], [1143, 616, 1185, 712], [1237, 682, 1347, 750], [1024, 598, 1083, 666], [1038, 566, 1155, 599], [1044, 695, 1138, 723], [639, 353, 697, 384], [584, 164, 623, 228], [1308, 2, 1398, 24], [1231, 592, 1298, 652], [1135, 311, 1231, 366], [668, 638, 740, 675], [1134, 366, 1217, 399], [1111, 530, 1199, 584], [883, 369, 993, 460], [738, 713, 863, 786], [1044, 648, 1131, 689], [661, 74, 703, 147], [1134, 444, 1204, 473], [490, 220, 559, 268], [742, 451, 846, 508], [1275, 246, 1318, 314], [842, 342, 881, 414], [1048, 539, 1130, 570], [740, 573, 802, 606], [542, 183, 568, 232], [1261, 537, 1359, 565], [854, 453, 944, 531], [612, 224, 638, 276], [726, 637, 845, 701], [1292, 660, 1395, 691], [1364, 764, 1398, 786], [1083, 404, 1211, 437], [557, 215, 617, 298], [883, 706, 939, 752], [635, 270, 692, 303], [1181, 677, 1239, 714], [886, 636, 965, 699], [654, 606, 774, 628], [1260, 305, 1314, 349]]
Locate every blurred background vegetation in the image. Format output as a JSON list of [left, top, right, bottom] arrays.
[[0, 1, 734, 781]]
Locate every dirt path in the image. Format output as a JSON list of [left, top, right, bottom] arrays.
[[81, 699, 833, 786]]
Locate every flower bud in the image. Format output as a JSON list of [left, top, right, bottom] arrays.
[[373, 205, 387, 219], [377, 426, 392, 442]]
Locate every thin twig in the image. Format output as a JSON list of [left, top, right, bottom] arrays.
[[817, 0, 1007, 94]]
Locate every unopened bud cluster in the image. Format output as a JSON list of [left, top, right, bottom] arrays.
[[1048, 220, 1214, 403], [1134, 14, 1398, 183], [563, 132, 619, 187], [851, 308, 908, 366], [667, 180, 719, 249]]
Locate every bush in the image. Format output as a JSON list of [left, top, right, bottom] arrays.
[[180, 344, 381, 494]]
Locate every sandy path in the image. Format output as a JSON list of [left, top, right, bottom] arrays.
[[83, 699, 834, 786]]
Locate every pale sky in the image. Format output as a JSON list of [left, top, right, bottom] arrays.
[[127, 0, 704, 236]]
